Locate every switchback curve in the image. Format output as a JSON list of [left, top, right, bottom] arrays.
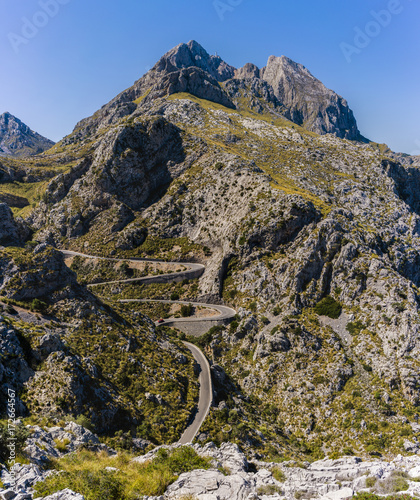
[[59, 248, 236, 443]]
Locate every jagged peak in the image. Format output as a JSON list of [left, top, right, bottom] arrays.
[[235, 63, 260, 79], [0, 112, 30, 133], [151, 40, 236, 82]]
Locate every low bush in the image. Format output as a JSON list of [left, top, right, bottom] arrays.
[[354, 493, 416, 500], [0, 420, 30, 462], [30, 298, 48, 312], [314, 296, 342, 319], [180, 304, 193, 317], [54, 438, 71, 453], [346, 321, 365, 334], [365, 476, 377, 488], [375, 471, 409, 494]]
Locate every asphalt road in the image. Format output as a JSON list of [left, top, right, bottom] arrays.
[[178, 341, 213, 445], [60, 249, 205, 286], [120, 299, 236, 323], [58, 248, 235, 442]]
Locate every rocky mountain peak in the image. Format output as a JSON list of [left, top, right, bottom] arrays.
[[0, 112, 30, 138], [235, 62, 260, 79], [68, 42, 364, 144], [0, 112, 54, 157], [262, 55, 362, 140], [152, 40, 236, 82]]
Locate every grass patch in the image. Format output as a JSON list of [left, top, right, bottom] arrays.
[[33, 447, 212, 499], [54, 438, 71, 453], [354, 494, 416, 500], [272, 466, 286, 482], [257, 484, 283, 496]]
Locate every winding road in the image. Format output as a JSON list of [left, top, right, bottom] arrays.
[[60, 250, 205, 287], [119, 299, 236, 326], [60, 248, 236, 443]]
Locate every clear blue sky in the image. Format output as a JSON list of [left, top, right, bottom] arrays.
[[1, 0, 419, 153]]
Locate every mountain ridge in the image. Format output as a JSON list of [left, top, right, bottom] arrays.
[[67, 40, 363, 144]]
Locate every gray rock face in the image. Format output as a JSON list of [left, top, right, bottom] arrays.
[[0, 319, 34, 413], [0, 203, 21, 245], [23, 422, 105, 466], [235, 63, 261, 80], [148, 67, 235, 109], [262, 55, 361, 139], [0, 112, 54, 157], [0, 246, 76, 300], [0, 424, 109, 499], [153, 40, 236, 83], [32, 334, 64, 363]]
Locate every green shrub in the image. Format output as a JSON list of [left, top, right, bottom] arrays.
[[170, 292, 180, 301], [30, 298, 48, 312], [54, 438, 71, 453], [73, 415, 94, 431], [273, 306, 281, 316], [34, 469, 125, 500], [153, 446, 211, 474], [180, 304, 193, 317], [366, 476, 377, 488], [346, 321, 365, 334], [354, 493, 417, 500], [376, 471, 409, 494], [312, 375, 326, 385], [314, 296, 342, 318], [229, 320, 239, 332], [0, 420, 30, 462]]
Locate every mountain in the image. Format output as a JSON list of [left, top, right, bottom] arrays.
[[0, 112, 55, 157], [1, 40, 420, 486], [68, 40, 362, 143]]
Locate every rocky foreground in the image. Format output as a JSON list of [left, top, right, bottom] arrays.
[[2, 423, 420, 500]]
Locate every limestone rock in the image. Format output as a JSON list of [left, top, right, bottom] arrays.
[[0, 204, 23, 246], [262, 55, 361, 140], [37, 490, 85, 500]]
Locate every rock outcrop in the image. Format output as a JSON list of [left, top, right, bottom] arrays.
[[0, 422, 108, 500], [0, 245, 76, 300], [0, 203, 31, 246], [133, 442, 420, 500], [262, 55, 362, 139]]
